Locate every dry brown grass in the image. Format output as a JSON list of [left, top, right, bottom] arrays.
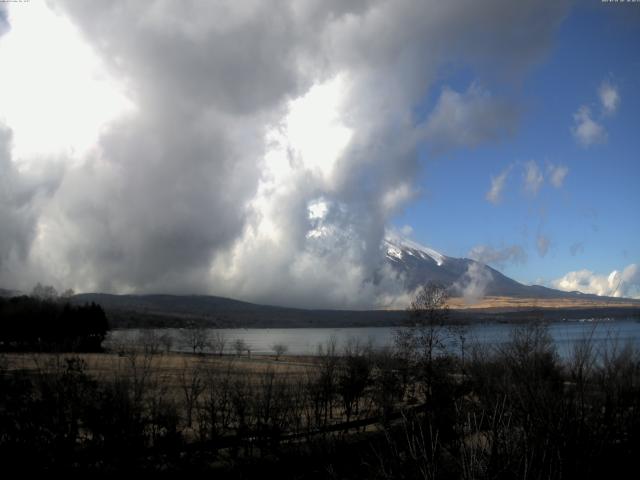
[[3, 351, 316, 370], [447, 295, 640, 310], [1, 351, 318, 389]]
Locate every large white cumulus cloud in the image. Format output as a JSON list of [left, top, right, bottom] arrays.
[[552, 264, 640, 299], [0, 0, 570, 307]]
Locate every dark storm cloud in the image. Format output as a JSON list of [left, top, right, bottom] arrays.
[[49, 1, 325, 114], [3, 0, 572, 306], [0, 127, 62, 278], [0, 6, 9, 37], [43, 110, 261, 293], [34, 0, 317, 293], [0, 128, 32, 268]]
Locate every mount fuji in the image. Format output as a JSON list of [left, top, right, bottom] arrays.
[[382, 236, 619, 302]]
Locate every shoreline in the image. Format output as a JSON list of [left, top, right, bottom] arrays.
[[107, 304, 640, 329]]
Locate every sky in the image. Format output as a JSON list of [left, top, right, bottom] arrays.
[[0, 0, 638, 308]]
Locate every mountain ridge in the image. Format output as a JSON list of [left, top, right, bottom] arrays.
[[68, 291, 640, 329], [382, 236, 622, 300], [4, 237, 639, 327]]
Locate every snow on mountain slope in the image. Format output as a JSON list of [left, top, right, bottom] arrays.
[[384, 234, 446, 266], [383, 235, 593, 300]]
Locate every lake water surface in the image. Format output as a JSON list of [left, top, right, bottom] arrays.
[[108, 318, 640, 360]]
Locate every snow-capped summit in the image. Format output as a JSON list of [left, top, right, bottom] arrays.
[[384, 234, 468, 291], [382, 234, 591, 300], [384, 234, 446, 266]]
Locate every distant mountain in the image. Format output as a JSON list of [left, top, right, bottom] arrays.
[[383, 236, 613, 300], [70, 238, 640, 327], [70, 293, 407, 328], [70, 290, 639, 329], [4, 236, 638, 328]]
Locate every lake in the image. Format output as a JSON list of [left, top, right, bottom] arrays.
[[107, 318, 640, 360]]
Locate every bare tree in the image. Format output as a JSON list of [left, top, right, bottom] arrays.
[[210, 331, 227, 356], [61, 288, 75, 299], [197, 362, 235, 443], [118, 335, 158, 407], [180, 360, 204, 428], [137, 329, 163, 356], [158, 332, 174, 353], [407, 282, 449, 361], [396, 282, 450, 401], [314, 336, 339, 426], [447, 320, 470, 369], [233, 338, 248, 357], [181, 324, 210, 355], [272, 342, 288, 360], [31, 283, 58, 300], [338, 338, 372, 422]]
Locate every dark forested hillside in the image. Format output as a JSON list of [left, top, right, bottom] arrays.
[[69, 292, 640, 329]]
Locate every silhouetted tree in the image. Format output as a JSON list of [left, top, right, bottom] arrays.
[[396, 282, 450, 401], [210, 331, 227, 356], [0, 296, 109, 352], [180, 324, 209, 354], [272, 342, 288, 360], [31, 283, 58, 301], [233, 338, 248, 356]]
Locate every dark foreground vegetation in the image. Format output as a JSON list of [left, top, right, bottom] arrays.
[[1, 284, 639, 477], [0, 294, 109, 352]]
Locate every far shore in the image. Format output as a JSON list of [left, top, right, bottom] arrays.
[[447, 295, 640, 310], [105, 302, 640, 329]]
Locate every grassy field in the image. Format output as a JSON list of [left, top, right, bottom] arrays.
[[3, 351, 317, 376], [2, 351, 319, 416], [2, 324, 640, 477], [447, 295, 640, 309]]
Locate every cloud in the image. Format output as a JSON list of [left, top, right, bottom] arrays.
[[453, 261, 493, 305], [547, 163, 568, 188], [468, 244, 527, 268], [488, 161, 565, 203], [0, 0, 571, 307], [423, 84, 519, 154], [400, 224, 414, 237], [0, 6, 9, 36], [571, 80, 620, 148], [536, 234, 550, 257], [599, 80, 619, 115], [486, 165, 511, 204], [552, 264, 640, 299], [572, 106, 607, 147], [571, 78, 618, 147], [569, 242, 584, 256], [0, 126, 63, 282], [523, 160, 544, 196]]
